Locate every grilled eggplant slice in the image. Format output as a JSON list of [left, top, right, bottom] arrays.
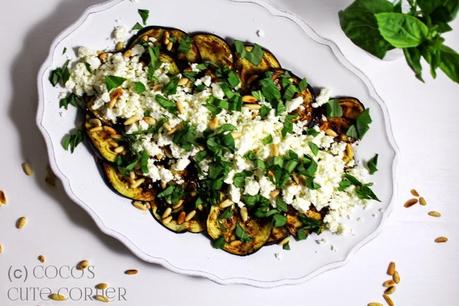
[[84, 115, 120, 162], [159, 54, 180, 75], [266, 226, 289, 244], [192, 34, 234, 68], [207, 206, 272, 256], [103, 163, 154, 201], [126, 26, 200, 63], [286, 209, 323, 238], [320, 97, 365, 142], [235, 44, 281, 90]]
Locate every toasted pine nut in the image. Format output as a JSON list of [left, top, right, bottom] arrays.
[[124, 269, 138, 275], [108, 139, 119, 148], [95, 295, 109, 303], [89, 118, 102, 127], [123, 50, 132, 58], [176, 101, 186, 114], [185, 210, 197, 222], [387, 262, 396, 276], [162, 215, 173, 224], [242, 95, 257, 103], [103, 126, 117, 135], [325, 129, 338, 137], [163, 31, 170, 44], [177, 211, 186, 225], [404, 198, 418, 208], [108, 88, 124, 108], [38, 255, 45, 263], [384, 286, 396, 295], [95, 283, 109, 290], [393, 271, 400, 284], [177, 78, 189, 86], [435, 236, 448, 243], [90, 126, 103, 133], [98, 52, 108, 62], [131, 178, 145, 189], [270, 189, 280, 198], [77, 260, 89, 270], [162, 208, 172, 220], [240, 207, 248, 222], [143, 116, 156, 125], [16, 217, 27, 229], [166, 42, 173, 51], [271, 143, 279, 157], [114, 146, 125, 154], [22, 162, 33, 176], [305, 210, 321, 221], [0, 243, 4, 254], [133, 201, 148, 212], [428, 211, 441, 217], [0, 190, 6, 205], [124, 115, 141, 126], [367, 303, 383, 306], [343, 144, 354, 164], [383, 294, 394, 306], [410, 189, 420, 197], [208, 117, 219, 130], [115, 42, 125, 51], [419, 197, 427, 206], [49, 293, 66, 301], [383, 280, 395, 287], [244, 104, 261, 110], [172, 199, 184, 210], [219, 199, 234, 209]]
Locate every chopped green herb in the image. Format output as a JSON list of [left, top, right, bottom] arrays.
[[178, 35, 192, 53], [282, 242, 291, 250], [272, 214, 287, 227], [367, 154, 379, 174], [282, 114, 297, 137], [235, 223, 252, 242], [133, 81, 146, 94], [227, 70, 240, 88], [283, 84, 299, 101], [163, 76, 179, 95], [211, 237, 226, 249], [325, 99, 343, 118], [298, 78, 308, 91], [259, 105, 271, 119], [262, 135, 273, 145], [172, 122, 198, 151], [49, 60, 70, 87], [138, 9, 150, 25], [296, 228, 309, 241], [219, 207, 233, 220], [155, 94, 177, 114], [105, 75, 126, 91], [132, 22, 143, 31], [59, 93, 83, 110], [62, 129, 84, 153], [234, 40, 265, 65], [308, 142, 319, 156]]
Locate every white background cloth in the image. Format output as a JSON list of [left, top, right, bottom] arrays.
[[0, 0, 458, 305]]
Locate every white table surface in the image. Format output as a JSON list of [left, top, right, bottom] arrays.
[[0, 0, 458, 305]]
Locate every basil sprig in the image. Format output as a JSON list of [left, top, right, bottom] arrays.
[[339, 0, 459, 83]]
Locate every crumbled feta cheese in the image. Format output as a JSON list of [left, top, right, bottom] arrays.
[[244, 177, 260, 196], [286, 96, 304, 113], [113, 26, 128, 41], [313, 88, 332, 108]]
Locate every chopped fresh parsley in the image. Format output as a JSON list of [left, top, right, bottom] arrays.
[[211, 237, 226, 249], [262, 135, 273, 145], [272, 214, 287, 227], [147, 46, 161, 80], [132, 22, 143, 31], [308, 142, 319, 156], [163, 76, 179, 95], [105, 75, 126, 91], [172, 122, 198, 151], [347, 109, 372, 140], [227, 70, 240, 88], [340, 174, 380, 202]]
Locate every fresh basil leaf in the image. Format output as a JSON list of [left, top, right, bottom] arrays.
[[227, 70, 240, 88], [105, 75, 126, 91], [262, 135, 273, 145], [348, 108, 372, 140], [439, 45, 459, 83], [235, 223, 252, 242], [325, 99, 343, 118], [260, 77, 281, 102], [403, 48, 424, 82], [140, 150, 149, 174], [138, 9, 149, 25], [163, 76, 179, 95], [62, 129, 84, 153], [133, 81, 147, 94], [356, 184, 381, 201], [211, 237, 225, 249], [282, 242, 291, 250], [259, 105, 271, 119], [219, 207, 233, 220], [346, 125, 359, 139], [234, 40, 265, 66], [375, 13, 429, 48], [49, 60, 70, 87], [417, 0, 447, 16], [148, 46, 161, 76], [367, 154, 379, 174], [283, 84, 298, 101], [298, 78, 308, 91], [296, 228, 309, 241], [172, 122, 198, 151], [338, 0, 395, 59]]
